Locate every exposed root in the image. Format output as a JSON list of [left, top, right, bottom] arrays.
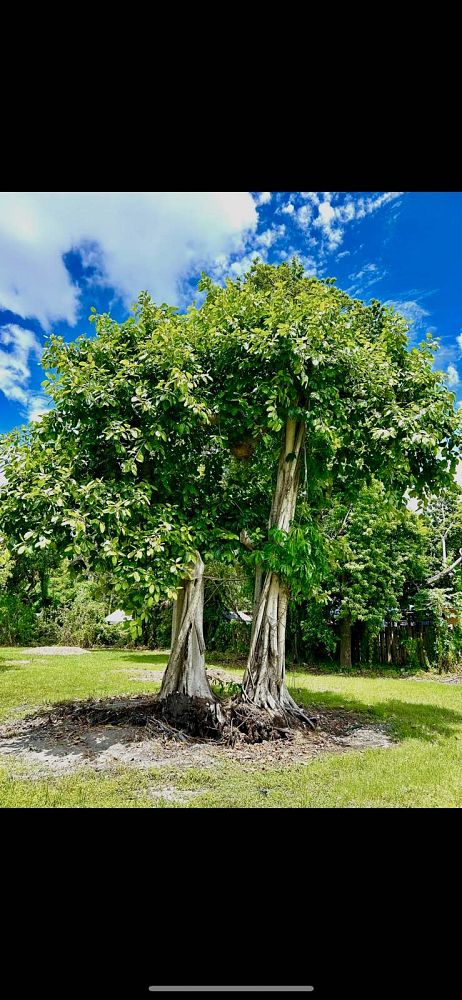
[[13, 691, 318, 747], [223, 700, 318, 745], [154, 693, 225, 741]]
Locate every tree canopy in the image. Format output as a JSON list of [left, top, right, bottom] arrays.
[[1, 259, 461, 734]]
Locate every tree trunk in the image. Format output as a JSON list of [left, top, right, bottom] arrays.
[[250, 563, 263, 642], [158, 553, 216, 702], [241, 419, 312, 723], [339, 617, 352, 669], [39, 569, 50, 607]]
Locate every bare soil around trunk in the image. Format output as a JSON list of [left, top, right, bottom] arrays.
[[0, 693, 394, 777]]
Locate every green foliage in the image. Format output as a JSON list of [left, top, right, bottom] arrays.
[[0, 543, 12, 588], [312, 480, 430, 634], [195, 260, 461, 500], [137, 603, 172, 649], [0, 293, 230, 637], [299, 601, 338, 658], [420, 487, 462, 577], [35, 592, 128, 648], [208, 618, 249, 657], [400, 636, 429, 672], [0, 595, 36, 645], [254, 522, 326, 601], [414, 587, 462, 671]]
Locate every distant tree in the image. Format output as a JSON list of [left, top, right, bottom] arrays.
[[303, 481, 430, 667], [422, 487, 462, 582]]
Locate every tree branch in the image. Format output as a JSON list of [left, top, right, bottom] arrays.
[[427, 549, 462, 585], [239, 530, 255, 551]]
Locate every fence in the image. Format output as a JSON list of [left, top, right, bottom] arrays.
[[351, 615, 435, 668]]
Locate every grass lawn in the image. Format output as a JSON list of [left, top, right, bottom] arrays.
[[1, 646, 462, 808]]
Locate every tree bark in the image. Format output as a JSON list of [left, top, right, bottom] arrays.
[[339, 617, 352, 669], [39, 568, 50, 607], [158, 553, 216, 702], [241, 419, 310, 720], [250, 563, 263, 642]]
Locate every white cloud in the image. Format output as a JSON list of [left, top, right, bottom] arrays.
[[0, 324, 43, 408], [255, 225, 286, 249], [0, 192, 258, 330], [255, 192, 272, 206], [299, 255, 318, 277], [296, 205, 312, 228], [446, 364, 459, 386], [26, 393, 51, 422], [281, 203, 295, 215], [313, 200, 343, 249], [309, 192, 403, 253], [351, 263, 378, 280], [384, 299, 430, 329], [457, 332, 462, 351], [315, 202, 336, 227], [229, 250, 263, 278], [346, 263, 388, 294], [355, 192, 403, 219], [300, 192, 320, 205]]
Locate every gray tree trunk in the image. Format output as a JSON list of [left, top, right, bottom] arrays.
[[339, 617, 352, 669], [158, 553, 216, 702], [242, 419, 306, 714]]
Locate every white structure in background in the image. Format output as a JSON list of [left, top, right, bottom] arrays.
[[222, 608, 252, 624], [104, 609, 132, 624]]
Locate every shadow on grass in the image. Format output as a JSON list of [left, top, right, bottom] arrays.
[[289, 685, 462, 742], [119, 653, 169, 666]]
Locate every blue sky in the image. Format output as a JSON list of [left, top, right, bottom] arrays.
[[1, 191, 461, 434]]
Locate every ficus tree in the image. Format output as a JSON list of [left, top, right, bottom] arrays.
[[0, 294, 230, 720], [189, 259, 461, 720]]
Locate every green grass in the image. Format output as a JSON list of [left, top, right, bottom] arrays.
[[1, 646, 462, 807]]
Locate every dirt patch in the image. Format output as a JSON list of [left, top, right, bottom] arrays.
[[116, 669, 166, 683], [144, 786, 208, 804], [21, 646, 89, 656], [407, 674, 462, 685], [0, 695, 394, 777]]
